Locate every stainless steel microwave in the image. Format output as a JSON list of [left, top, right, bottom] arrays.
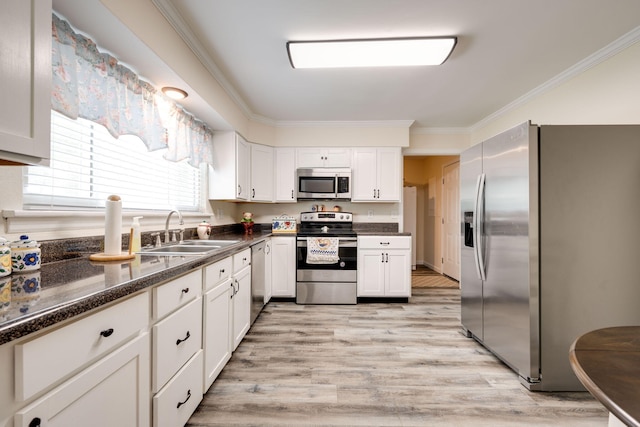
[[296, 168, 351, 200]]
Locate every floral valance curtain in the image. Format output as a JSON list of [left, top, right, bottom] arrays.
[[51, 13, 212, 167]]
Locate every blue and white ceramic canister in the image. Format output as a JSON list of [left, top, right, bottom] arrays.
[[10, 235, 41, 272], [0, 237, 10, 277]]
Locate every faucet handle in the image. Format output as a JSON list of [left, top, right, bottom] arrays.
[[150, 232, 161, 248]]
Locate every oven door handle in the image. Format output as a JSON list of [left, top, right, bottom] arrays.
[[297, 238, 357, 247]]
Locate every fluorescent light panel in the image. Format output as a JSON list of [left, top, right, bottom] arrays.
[[287, 37, 457, 69]]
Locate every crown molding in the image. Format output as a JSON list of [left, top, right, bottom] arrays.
[[151, 0, 254, 120], [410, 126, 470, 135], [472, 25, 640, 132], [274, 120, 415, 129]]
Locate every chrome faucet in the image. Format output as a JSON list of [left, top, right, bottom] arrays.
[[164, 210, 184, 244]]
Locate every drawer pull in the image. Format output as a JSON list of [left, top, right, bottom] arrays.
[[380, 242, 390, 246], [220, 268, 225, 274], [176, 331, 191, 346], [177, 389, 192, 409], [29, 418, 41, 427], [181, 287, 190, 294], [100, 328, 114, 338]]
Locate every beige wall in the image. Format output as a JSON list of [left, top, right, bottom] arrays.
[[403, 156, 458, 271]]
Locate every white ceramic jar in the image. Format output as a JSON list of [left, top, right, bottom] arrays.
[[197, 221, 212, 240], [10, 235, 41, 272]]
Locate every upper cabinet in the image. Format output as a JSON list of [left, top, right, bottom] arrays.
[[0, 0, 51, 165], [209, 132, 250, 201], [275, 148, 296, 203], [250, 143, 274, 202], [296, 148, 351, 168], [351, 147, 401, 202]]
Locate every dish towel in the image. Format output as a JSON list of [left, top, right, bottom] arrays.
[[306, 237, 339, 264]]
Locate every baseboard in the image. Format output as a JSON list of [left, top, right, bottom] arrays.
[[423, 261, 442, 274]]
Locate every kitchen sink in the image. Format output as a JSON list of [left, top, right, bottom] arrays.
[[138, 240, 239, 256], [181, 240, 240, 247]]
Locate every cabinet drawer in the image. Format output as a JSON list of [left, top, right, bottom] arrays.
[[233, 248, 251, 273], [153, 350, 203, 427], [15, 292, 149, 401], [204, 256, 232, 291], [15, 334, 150, 427], [153, 298, 202, 392], [358, 236, 411, 250], [153, 269, 201, 320]]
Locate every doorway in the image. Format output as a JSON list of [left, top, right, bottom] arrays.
[[403, 155, 459, 277]]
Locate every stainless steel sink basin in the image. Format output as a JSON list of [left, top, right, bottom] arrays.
[[138, 239, 239, 256], [182, 240, 240, 247], [139, 245, 220, 256]]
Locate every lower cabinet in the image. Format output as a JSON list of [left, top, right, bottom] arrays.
[[270, 236, 296, 297], [14, 334, 150, 427], [203, 278, 232, 391], [231, 251, 251, 350], [357, 236, 412, 297]]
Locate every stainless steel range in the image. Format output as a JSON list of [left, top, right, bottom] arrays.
[[296, 211, 357, 304]]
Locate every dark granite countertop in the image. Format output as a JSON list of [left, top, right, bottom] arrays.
[[569, 326, 640, 426], [0, 231, 271, 345], [0, 221, 403, 346]]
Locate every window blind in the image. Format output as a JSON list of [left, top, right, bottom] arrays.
[[24, 111, 201, 211]]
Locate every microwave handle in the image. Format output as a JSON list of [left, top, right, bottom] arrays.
[[335, 174, 338, 199]]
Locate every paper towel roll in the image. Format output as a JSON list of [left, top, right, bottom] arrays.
[[104, 195, 122, 255]]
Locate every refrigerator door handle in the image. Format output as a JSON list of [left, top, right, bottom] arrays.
[[474, 173, 487, 281]]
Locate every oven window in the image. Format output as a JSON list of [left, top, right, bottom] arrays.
[[299, 177, 335, 194]]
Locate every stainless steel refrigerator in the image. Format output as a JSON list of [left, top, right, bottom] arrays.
[[460, 121, 640, 391]]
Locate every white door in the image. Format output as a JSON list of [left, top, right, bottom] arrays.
[[442, 161, 460, 281]]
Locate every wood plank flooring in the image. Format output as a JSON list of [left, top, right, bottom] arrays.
[[186, 287, 607, 426]]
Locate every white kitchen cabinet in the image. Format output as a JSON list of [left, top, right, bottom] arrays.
[[203, 259, 233, 391], [357, 236, 411, 297], [270, 236, 296, 298], [275, 148, 297, 202], [209, 131, 250, 200], [15, 292, 149, 401], [264, 238, 273, 303], [0, 0, 51, 165], [250, 143, 274, 201], [296, 148, 351, 168], [232, 249, 251, 350], [14, 334, 150, 427], [352, 147, 401, 201]]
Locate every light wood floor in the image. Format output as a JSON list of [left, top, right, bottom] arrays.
[[186, 287, 607, 426]]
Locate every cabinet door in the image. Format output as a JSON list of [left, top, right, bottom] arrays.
[[324, 148, 351, 167], [296, 148, 325, 168], [236, 135, 250, 200], [376, 148, 401, 201], [385, 250, 411, 297], [251, 143, 274, 201], [264, 239, 273, 303], [0, 0, 51, 165], [15, 334, 150, 427], [275, 148, 296, 202], [203, 279, 232, 391], [271, 237, 296, 297], [351, 148, 378, 201], [357, 251, 386, 296], [232, 266, 251, 350]]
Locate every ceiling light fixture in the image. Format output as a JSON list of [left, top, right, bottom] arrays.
[[287, 37, 457, 69], [161, 86, 188, 100]]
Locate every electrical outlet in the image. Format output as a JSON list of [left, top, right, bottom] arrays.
[[367, 210, 374, 218]]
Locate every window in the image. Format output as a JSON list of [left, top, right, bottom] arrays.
[[23, 111, 201, 211]]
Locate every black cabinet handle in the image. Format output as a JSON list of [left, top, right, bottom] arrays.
[[29, 417, 41, 427], [230, 282, 234, 298], [176, 389, 191, 409], [220, 268, 225, 274], [100, 328, 114, 338], [176, 331, 191, 346], [181, 287, 189, 294]]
